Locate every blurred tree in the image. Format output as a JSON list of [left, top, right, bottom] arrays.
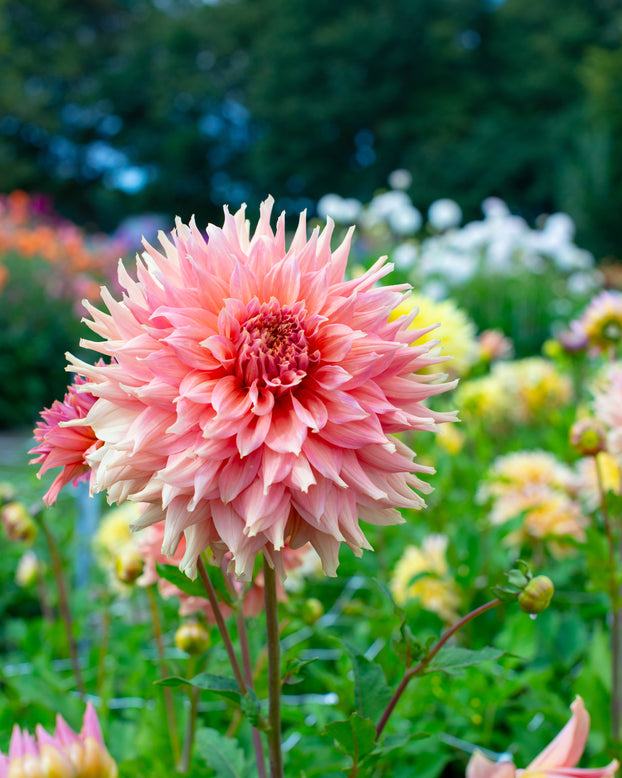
[[0, 0, 621, 258]]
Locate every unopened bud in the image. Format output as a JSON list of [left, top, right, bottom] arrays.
[[569, 418, 607, 456], [175, 621, 210, 655], [518, 575, 554, 614], [114, 548, 144, 584], [301, 598, 324, 625], [542, 339, 563, 360], [0, 481, 17, 505], [1, 502, 37, 543], [15, 550, 44, 588]]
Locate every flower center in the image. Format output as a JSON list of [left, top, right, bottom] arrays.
[[236, 301, 311, 390]]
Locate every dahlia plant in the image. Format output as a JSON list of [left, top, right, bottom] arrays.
[[25, 199, 611, 776]]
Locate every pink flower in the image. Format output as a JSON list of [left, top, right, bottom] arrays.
[[29, 374, 100, 506], [63, 197, 455, 579], [466, 697, 618, 778], [0, 702, 117, 777], [137, 520, 306, 620]]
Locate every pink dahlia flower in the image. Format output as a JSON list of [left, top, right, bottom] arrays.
[[0, 701, 117, 777], [29, 374, 100, 506], [62, 197, 455, 579], [466, 697, 618, 778], [137, 520, 305, 619]]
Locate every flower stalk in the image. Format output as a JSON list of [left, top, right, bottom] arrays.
[[36, 509, 86, 698], [197, 556, 248, 695], [236, 605, 268, 778], [263, 557, 284, 778], [375, 597, 502, 739], [147, 585, 181, 765]]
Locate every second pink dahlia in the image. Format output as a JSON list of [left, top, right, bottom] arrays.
[[59, 198, 455, 579]]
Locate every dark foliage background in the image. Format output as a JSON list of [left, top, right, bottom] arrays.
[[2, 0, 622, 257]]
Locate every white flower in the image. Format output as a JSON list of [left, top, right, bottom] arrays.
[[388, 204, 423, 235], [392, 242, 418, 270], [387, 168, 412, 190], [428, 198, 462, 231]]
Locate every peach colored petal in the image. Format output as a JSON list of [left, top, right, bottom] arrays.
[[527, 697, 590, 771]]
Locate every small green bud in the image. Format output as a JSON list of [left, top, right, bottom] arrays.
[[301, 598, 324, 625], [175, 621, 211, 655], [518, 575, 554, 614], [569, 418, 607, 456], [114, 547, 144, 584]]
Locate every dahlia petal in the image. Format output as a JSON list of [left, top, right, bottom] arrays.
[[265, 406, 308, 455], [261, 449, 296, 492], [291, 391, 328, 432], [212, 375, 252, 419], [230, 261, 259, 302], [236, 413, 272, 457], [302, 435, 346, 487], [264, 253, 301, 304], [288, 454, 317, 493], [218, 450, 262, 503], [527, 697, 590, 771], [312, 365, 352, 391]]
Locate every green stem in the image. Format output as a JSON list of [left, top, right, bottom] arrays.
[[263, 557, 284, 778], [147, 586, 181, 765], [236, 607, 268, 778], [96, 601, 111, 703], [196, 556, 247, 695], [37, 511, 86, 697], [375, 598, 502, 739], [178, 655, 199, 773]]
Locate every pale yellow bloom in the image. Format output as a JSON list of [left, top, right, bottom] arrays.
[[458, 358, 572, 427], [390, 534, 460, 622], [480, 451, 588, 554], [391, 293, 479, 376], [436, 422, 465, 455], [574, 452, 621, 512]]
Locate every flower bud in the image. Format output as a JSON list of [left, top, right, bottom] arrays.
[[15, 550, 44, 588], [175, 621, 210, 655], [114, 547, 144, 584], [1, 502, 37, 543], [518, 575, 554, 614], [569, 418, 607, 456], [0, 481, 17, 505], [301, 598, 324, 625]]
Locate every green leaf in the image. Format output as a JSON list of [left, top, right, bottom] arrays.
[[283, 656, 319, 685], [194, 728, 246, 778], [155, 673, 240, 701], [425, 645, 504, 675], [341, 643, 392, 720], [155, 563, 207, 599], [324, 714, 377, 761]]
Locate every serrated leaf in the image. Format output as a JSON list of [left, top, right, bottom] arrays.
[[341, 642, 392, 720], [425, 645, 504, 675], [195, 728, 246, 778], [324, 714, 377, 761]]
